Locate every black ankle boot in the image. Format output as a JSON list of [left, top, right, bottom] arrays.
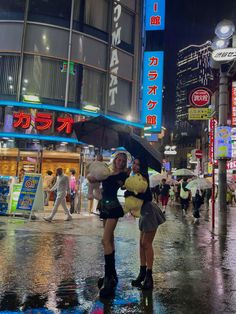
[[99, 276, 116, 298], [141, 269, 153, 290], [131, 266, 147, 287]]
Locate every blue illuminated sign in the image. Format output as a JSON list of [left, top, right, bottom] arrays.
[[215, 126, 232, 159], [145, 0, 165, 31], [142, 51, 164, 132]]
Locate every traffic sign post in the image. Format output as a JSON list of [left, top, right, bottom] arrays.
[[195, 150, 203, 159]]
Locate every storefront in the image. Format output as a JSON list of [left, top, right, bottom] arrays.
[[0, 101, 94, 178]]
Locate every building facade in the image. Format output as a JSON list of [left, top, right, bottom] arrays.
[[0, 0, 143, 176], [175, 41, 214, 130]]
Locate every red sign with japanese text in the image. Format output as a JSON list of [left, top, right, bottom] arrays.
[[232, 82, 236, 126], [189, 88, 211, 107], [13, 111, 76, 134]]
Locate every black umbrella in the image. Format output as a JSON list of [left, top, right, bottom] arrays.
[[120, 132, 162, 172], [73, 115, 130, 149]]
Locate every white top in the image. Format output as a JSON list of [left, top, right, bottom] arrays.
[[51, 175, 70, 196]]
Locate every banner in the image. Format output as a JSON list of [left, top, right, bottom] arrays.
[[9, 184, 22, 213], [16, 174, 43, 211]]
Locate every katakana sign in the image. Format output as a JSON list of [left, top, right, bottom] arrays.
[[13, 111, 74, 134], [145, 0, 165, 31], [142, 51, 164, 132]]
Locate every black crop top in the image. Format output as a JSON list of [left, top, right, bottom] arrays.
[[102, 172, 128, 200]]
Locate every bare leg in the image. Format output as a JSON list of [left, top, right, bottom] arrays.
[[140, 232, 146, 266], [102, 218, 118, 255], [142, 230, 157, 269]]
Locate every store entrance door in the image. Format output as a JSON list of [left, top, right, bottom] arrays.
[[16, 149, 43, 177]]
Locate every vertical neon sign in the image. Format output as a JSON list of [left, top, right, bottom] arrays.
[[142, 51, 164, 132], [145, 0, 165, 31]]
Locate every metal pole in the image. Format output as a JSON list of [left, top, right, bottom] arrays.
[[65, 0, 75, 108], [212, 163, 215, 229], [218, 66, 228, 212]]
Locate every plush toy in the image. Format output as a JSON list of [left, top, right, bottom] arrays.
[[87, 161, 110, 200], [124, 174, 148, 217]]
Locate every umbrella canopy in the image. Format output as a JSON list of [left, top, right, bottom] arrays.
[[120, 133, 162, 172], [166, 178, 179, 185], [186, 178, 212, 191], [149, 173, 166, 188], [172, 168, 195, 177], [73, 115, 130, 149]]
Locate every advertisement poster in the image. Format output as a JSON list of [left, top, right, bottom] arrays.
[[16, 174, 41, 211], [215, 126, 232, 159], [9, 184, 22, 213]]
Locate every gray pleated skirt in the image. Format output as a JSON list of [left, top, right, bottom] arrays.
[[139, 201, 166, 232]]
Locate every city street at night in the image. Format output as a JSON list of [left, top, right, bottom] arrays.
[[0, 205, 236, 313]]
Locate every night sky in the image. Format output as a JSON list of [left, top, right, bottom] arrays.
[[161, 0, 236, 129]]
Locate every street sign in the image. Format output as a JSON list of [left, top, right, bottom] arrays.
[[195, 150, 203, 159], [189, 88, 211, 107], [188, 108, 212, 120], [212, 48, 236, 62]]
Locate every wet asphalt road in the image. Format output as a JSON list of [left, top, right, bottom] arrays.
[[0, 204, 236, 314]]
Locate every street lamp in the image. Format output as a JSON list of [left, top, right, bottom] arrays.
[[211, 19, 236, 212]]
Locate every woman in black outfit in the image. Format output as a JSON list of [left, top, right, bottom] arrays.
[[95, 152, 129, 298], [125, 157, 165, 290]]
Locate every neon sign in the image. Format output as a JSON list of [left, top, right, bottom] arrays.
[[142, 51, 164, 132], [145, 0, 165, 31], [13, 111, 75, 134]]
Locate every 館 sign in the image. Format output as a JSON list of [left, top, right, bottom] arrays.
[[142, 52, 164, 132], [145, 0, 165, 31]]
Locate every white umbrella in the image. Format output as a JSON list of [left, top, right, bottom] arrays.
[[186, 178, 212, 192], [149, 173, 167, 188], [172, 168, 195, 177]]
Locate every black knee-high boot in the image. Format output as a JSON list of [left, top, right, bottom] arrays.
[[99, 254, 116, 298], [131, 265, 147, 287], [98, 251, 118, 289], [111, 250, 118, 283], [141, 268, 153, 290]]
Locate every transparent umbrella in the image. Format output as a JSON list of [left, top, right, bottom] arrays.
[[172, 168, 195, 177], [186, 178, 212, 192]]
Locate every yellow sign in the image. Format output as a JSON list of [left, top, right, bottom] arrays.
[[208, 162, 213, 174], [188, 108, 212, 120]]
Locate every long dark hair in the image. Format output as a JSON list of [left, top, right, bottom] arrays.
[[135, 156, 149, 185]]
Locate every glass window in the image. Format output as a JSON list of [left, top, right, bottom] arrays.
[[24, 24, 69, 59], [71, 33, 107, 70], [119, 9, 134, 45], [22, 55, 66, 106], [108, 78, 132, 115], [0, 0, 25, 20], [80, 67, 105, 111], [0, 55, 20, 100], [73, 0, 82, 30], [0, 22, 23, 52], [85, 0, 108, 32], [120, 0, 135, 11], [28, 0, 72, 28], [116, 49, 133, 81]]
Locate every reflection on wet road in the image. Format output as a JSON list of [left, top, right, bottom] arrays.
[[0, 205, 236, 313]]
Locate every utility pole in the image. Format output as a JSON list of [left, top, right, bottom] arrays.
[[218, 65, 229, 212]]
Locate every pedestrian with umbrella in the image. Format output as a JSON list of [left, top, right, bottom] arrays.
[[180, 177, 190, 216]]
